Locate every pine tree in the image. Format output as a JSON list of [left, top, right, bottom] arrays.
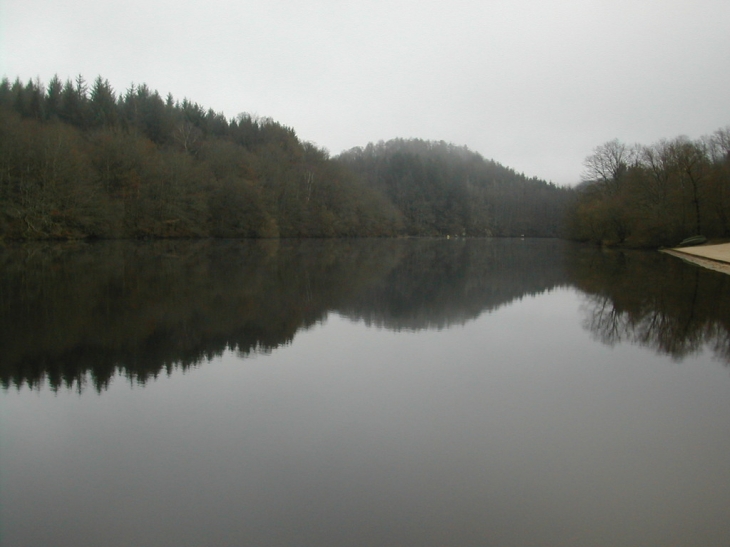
[[89, 77, 117, 128]]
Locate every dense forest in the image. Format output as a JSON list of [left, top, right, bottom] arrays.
[[0, 75, 571, 240], [0, 76, 404, 239], [3, 75, 727, 246], [568, 129, 730, 247]]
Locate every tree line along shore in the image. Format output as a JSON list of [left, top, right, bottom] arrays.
[[1, 76, 728, 246]]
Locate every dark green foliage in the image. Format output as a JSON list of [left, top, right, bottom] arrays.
[[0, 75, 406, 239], [45, 75, 63, 120], [89, 77, 117, 128], [0, 110, 113, 238], [208, 179, 278, 237]]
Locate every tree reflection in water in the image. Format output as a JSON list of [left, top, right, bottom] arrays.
[[1, 239, 728, 392], [568, 247, 730, 363]]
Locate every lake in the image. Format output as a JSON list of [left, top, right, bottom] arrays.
[[1, 238, 729, 547]]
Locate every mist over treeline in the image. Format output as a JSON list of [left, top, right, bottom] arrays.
[[0, 75, 571, 240], [338, 140, 571, 237]]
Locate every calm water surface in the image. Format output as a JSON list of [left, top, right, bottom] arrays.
[[1, 239, 729, 546]]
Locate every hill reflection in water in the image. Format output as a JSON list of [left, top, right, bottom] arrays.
[[1, 238, 728, 391]]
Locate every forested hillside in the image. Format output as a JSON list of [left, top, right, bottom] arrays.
[[0, 76, 402, 239], [0, 76, 572, 240], [337, 139, 572, 237], [568, 130, 730, 247]]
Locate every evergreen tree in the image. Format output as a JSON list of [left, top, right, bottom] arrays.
[[45, 75, 63, 120], [89, 77, 117, 128]]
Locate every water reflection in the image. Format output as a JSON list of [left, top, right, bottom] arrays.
[[1, 239, 394, 390], [2, 239, 729, 391], [567, 247, 730, 362]]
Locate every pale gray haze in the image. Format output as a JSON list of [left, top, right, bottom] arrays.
[[2, 0, 728, 185]]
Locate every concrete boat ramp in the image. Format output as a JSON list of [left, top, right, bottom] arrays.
[[662, 242, 730, 276]]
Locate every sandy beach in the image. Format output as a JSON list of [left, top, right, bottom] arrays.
[[662, 242, 730, 275]]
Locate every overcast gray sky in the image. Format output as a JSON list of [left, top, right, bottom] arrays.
[[1, 0, 728, 184]]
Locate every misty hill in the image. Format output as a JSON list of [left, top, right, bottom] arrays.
[[337, 139, 573, 237]]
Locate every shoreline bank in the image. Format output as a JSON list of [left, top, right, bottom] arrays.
[[662, 242, 730, 276]]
